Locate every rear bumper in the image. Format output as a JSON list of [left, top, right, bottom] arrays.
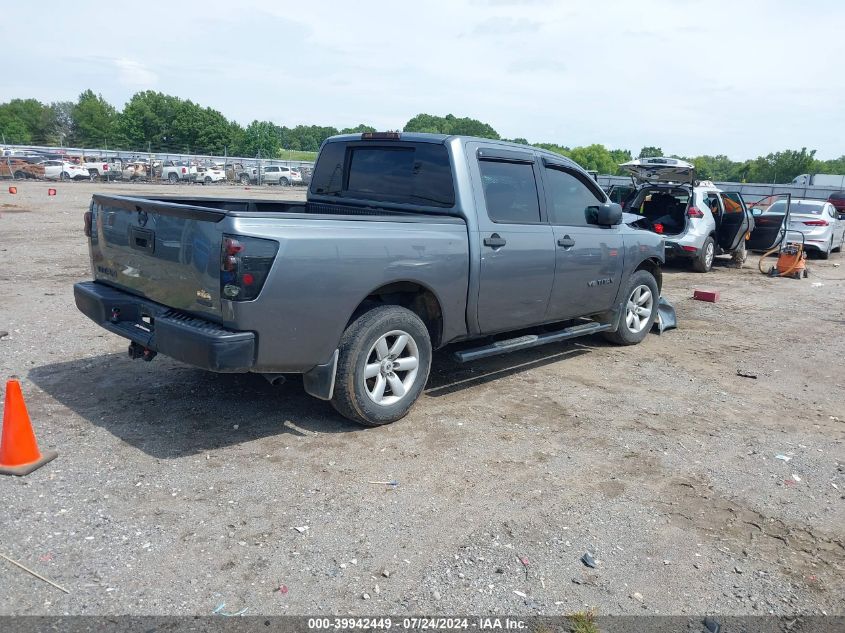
[[74, 281, 255, 372], [664, 241, 697, 258]]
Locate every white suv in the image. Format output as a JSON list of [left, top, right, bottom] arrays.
[[262, 165, 303, 186], [620, 157, 754, 272]]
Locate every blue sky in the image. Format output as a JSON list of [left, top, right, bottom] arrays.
[[1, 0, 843, 158]]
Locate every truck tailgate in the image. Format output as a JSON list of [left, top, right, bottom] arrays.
[[90, 195, 229, 317]]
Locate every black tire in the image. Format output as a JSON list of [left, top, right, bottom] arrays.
[[280, 177, 289, 186], [88, 170, 97, 182], [204, 176, 212, 184], [331, 305, 432, 426], [239, 174, 250, 185], [691, 236, 715, 272], [168, 172, 179, 183], [603, 269, 659, 346], [60, 171, 69, 181], [13, 171, 25, 180], [817, 238, 832, 260]]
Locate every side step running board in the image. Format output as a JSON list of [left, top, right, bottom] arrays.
[[452, 322, 613, 363]]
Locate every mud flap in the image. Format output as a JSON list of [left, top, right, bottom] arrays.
[[652, 295, 677, 334]]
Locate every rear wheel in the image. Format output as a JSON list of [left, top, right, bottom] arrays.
[[818, 237, 832, 260], [280, 177, 289, 186], [13, 171, 25, 180], [168, 172, 179, 183], [692, 236, 715, 272], [204, 176, 212, 184], [239, 173, 250, 185], [331, 305, 432, 426], [603, 270, 659, 346], [60, 171, 69, 181]]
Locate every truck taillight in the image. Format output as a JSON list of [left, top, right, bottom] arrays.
[[182, 167, 187, 174], [687, 206, 704, 218], [84, 211, 93, 237], [102, 164, 108, 171], [220, 235, 278, 301]]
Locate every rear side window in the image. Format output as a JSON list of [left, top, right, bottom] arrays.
[[479, 160, 541, 224], [310, 141, 455, 208]]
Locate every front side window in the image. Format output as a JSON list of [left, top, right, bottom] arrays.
[[479, 160, 540, 224], [544, 167, 603, 226]]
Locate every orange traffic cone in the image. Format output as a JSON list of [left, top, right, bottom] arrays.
[[0, 379, 57, 476]]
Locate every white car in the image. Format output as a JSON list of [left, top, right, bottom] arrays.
[[263, 165, 303, 186], [765, 199, 845, 259], [196, 166, 226, 184], [40, 160, 91, 181]]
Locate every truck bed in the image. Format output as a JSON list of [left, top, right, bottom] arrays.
[[84, 194, 470, 372]]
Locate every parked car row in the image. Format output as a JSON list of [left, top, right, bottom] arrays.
[[2, 153, 312, 185]]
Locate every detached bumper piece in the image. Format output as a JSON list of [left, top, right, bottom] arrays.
[[73, 281, 255, 372]]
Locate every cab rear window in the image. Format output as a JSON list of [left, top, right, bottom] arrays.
[[310, 141, 455, 208]]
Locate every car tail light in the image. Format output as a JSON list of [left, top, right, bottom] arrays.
[[181, 167, 187, 174], [802, 220, 829, 226], [84, 210, 93, 237], [687, 206, 704, 218], [681, 245, 698, 252], [102, 163, 108, 171], [654, 223, 664, 234], [220, 234, 279, 301]]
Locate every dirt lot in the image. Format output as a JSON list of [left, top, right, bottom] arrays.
[[0, 181, 843, 616]]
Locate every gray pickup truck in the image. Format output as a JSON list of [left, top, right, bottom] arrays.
[[74, 132, 665, 425]]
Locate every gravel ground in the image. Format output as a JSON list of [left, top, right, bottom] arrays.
[[0, 181, 843, 616]]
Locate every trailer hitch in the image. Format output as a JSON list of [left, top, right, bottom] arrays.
[[128, 341, 157, 362]]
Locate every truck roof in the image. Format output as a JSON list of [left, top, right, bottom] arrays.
[[323, 132, 582, 171]]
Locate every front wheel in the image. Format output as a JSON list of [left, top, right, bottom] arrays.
[[280, 177, 289, 186], [168, 172, 179, 183], [331, 305, 432, 426], [60, 171, 69, 181], [603, 270, 659, 346]]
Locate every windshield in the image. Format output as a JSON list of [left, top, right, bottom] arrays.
[[766, 200, 824, 215]]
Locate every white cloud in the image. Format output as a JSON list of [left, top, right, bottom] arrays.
[[113, 58, 158, 88]]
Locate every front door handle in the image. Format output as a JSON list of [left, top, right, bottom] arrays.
[[484, 233, 507, 248], [558, 235, 576, 248]]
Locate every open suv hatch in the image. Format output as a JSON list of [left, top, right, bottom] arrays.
[[619, 157, 753, 272]]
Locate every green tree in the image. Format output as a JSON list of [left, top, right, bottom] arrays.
[[71, 90, 118, 148], [0, 98, 54, 144], [638, 146, 663, 159], [341, 124, 376, 134], [404, 113, 499, 139], [746, 148, 816, 184]]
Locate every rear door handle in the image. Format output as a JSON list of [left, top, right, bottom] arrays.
[[558, 235, 576, 248], [484, 234, 507, 248]]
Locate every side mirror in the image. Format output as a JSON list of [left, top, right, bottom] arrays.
[[597, 202, 623, 226]]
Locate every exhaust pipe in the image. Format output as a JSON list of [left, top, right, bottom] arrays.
[[262, 373, 286, 386]]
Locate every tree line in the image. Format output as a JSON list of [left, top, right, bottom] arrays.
[[1, 91, 843, 183]]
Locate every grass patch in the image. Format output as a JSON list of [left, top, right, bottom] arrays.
[[567, 609, 599, 633]]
